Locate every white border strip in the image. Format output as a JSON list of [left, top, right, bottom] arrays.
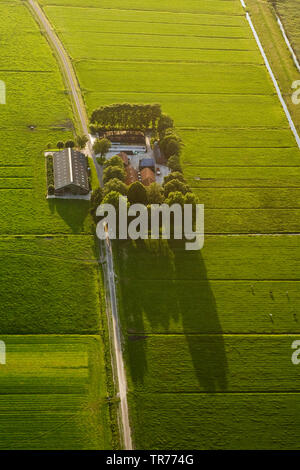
[[68, 147, 73, 183], [246, 12, 300, 149], [276, 15, 300, 73], [240, 0, 246, 9]]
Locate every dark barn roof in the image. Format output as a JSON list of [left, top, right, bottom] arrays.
[[53, 148, 89, 194], [140, 158, 155, 170]]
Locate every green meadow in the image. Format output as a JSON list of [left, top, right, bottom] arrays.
[[0, 0, 113, 448], [31, 0, 300, 449], [274, 0, 300, 59], [0, 236, 102, 334], [0, 336, 110, 450], [129, 393, 300, 449], [0, 1, 92, 235]]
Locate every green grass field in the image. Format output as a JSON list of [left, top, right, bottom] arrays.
[[29, 0, 300, 449], [0, 336, 110, 450], [0, 0, 114, 449], [0, 236, 102, 334], [274, 0, 300, 59], [0, 1, 93, 235]]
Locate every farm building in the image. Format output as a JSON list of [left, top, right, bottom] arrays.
[[139, 157, 155, 171], [125, 166, 138, 185], [141, 168, 155, 186], [53, 148, 89, 196]]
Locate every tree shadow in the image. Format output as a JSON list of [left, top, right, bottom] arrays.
[[172, 240, 228, 392], [117, 239, 228, 392], [47, 198, 90, 233]]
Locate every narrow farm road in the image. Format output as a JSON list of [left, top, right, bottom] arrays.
[[27, 0, 133, 450], [27, 0, 102, 182], [103, 231, 133, 450]]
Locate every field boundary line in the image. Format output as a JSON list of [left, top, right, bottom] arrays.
[[128, 333, 300, 337], [44, 5, 245, 18]]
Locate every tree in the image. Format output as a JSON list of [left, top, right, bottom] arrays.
[[184, 192, 198, 205], [104, 178, 128, 196], [165, 191, 185, 207], [90, 187, 103, 216], [91, 186, 103, 206], [90, 103, 162, 132], [163, 171, 185, 185], [102, 190, 123, 210], [167, 155, 182, 173], [147, 182, 164, 204], [164, 179, 189, 197], [65, 140, 75, 148], [150, 103, 162, 129], [96, 156, 106, 166], [90, 187, 104, 220], [158, 113, 174, 138], [160, 134, 182, 158], [57, 141, 64, 149], [103, 165, 125, 184], [76, 134, 89, 149], [104, 155, 124, 169], [93, 137, 111, 156], [127, 181, 148, 205]]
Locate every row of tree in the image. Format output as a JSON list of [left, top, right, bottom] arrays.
[[90, 103, 163, 132], [46, 135, 89, 151]]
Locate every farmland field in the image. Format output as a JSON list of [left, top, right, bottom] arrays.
[[274, 0, 300, 60], [38, 0, 300, 449], [0, 336, 110, 450], [0, 0, 113, 449]]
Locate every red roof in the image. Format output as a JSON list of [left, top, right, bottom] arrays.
[[125, 166, 138, 185], [118, 152, 129, 166], [141, 168, 155, 186]]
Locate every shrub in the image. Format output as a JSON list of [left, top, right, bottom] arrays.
[[46, 154, 54, 186], [48, 184, 55, 195]]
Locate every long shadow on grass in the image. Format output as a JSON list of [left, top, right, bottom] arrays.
[[116, 239, 228, 392], [48, 199, 90, 233], [172, 240, 228, 392]]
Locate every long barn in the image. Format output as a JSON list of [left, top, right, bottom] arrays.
[[53, 148, 89, 196]]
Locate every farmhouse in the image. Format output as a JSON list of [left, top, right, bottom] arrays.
[[141, 168, 155, 186], [53, 148, 89, 196]]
